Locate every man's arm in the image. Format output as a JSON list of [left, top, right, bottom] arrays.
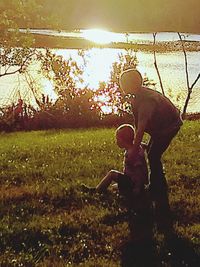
[[132, 99, 155, 155], [133, 119, 147, 151]]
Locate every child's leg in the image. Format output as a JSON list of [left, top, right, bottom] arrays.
[[96, 170, 122, 192]]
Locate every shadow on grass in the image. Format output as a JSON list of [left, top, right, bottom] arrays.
[[120, 233, 200, 267], [1, 185, 199, 266], [97, 192, 200, 267], [163, 234, 200, 267], [120, 239, 156, 267], [100, 211, 129, 225]]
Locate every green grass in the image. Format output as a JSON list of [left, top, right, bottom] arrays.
[[0, 121, 199, 266]]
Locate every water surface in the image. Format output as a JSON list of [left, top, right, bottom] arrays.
[[1, 30, 200, 113]]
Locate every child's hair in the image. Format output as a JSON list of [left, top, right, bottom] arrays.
[[120, 69, 143, 92], [116, 124, 135, 143]]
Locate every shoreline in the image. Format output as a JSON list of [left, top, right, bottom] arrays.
[[29, 33, 200, 52]]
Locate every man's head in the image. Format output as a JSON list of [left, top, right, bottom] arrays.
[[119, 69, 143, 95], [116, 124, 135, 149]]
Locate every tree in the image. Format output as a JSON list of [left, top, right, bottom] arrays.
[[0, 1, 35, 77], [0, 0, 58, 77], [0, 0, 58, 109], [38, 49, 101, 126], [0, 0, 42, 46], [151, 32, 200, 116]]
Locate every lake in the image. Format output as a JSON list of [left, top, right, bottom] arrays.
[[0, 30, 200, 113]]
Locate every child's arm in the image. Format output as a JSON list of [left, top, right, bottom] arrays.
[[131, 165, 146, 197]]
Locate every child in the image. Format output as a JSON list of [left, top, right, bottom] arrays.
[[82, 124, 152, 242]]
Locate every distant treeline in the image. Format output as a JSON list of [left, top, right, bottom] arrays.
[[26, 33, 200, 52]]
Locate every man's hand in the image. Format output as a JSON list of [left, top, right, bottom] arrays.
[[141, 142, 148, 150], [129, 144, 140, 160]]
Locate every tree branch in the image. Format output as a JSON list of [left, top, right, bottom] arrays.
[[178, 32, 200, 116], [0, 51, 35, 78], [0, 67, 22, 77], [153, 32, 165, 95], [190, 73, 200, 90], [24, 71, 42, 108], [177, 32, 190, 90]]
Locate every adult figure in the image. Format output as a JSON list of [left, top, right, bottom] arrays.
[[119, 69, 183, 238]]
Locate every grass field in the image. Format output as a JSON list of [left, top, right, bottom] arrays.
[[0, 121, 199, 266]]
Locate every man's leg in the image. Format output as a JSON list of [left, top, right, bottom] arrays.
[[147, 134, 176, 235]]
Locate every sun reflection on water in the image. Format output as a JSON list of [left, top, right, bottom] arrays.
[[42, 48, 200, 113], [81, 29, 124, 44], [0, 46, 199, 113]]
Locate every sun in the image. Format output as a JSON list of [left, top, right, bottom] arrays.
[[81, 29, 118, 44]]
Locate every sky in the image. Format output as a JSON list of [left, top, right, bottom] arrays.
[[41, 0, 200, 33]]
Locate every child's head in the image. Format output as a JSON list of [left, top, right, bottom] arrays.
[[119, 69, 143, 95], [116, 124, 135, 149]]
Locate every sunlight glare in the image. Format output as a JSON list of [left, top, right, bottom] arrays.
[[42, 79, 58, 102], [81, 29, 121, 44], [101, 105, 112, 114]]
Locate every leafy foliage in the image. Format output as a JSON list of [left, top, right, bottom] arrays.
[[0, 0, 43, 46], [0, 0, 57, 79], [0, 49, 137, 131], [96, 49, 139, 114]]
